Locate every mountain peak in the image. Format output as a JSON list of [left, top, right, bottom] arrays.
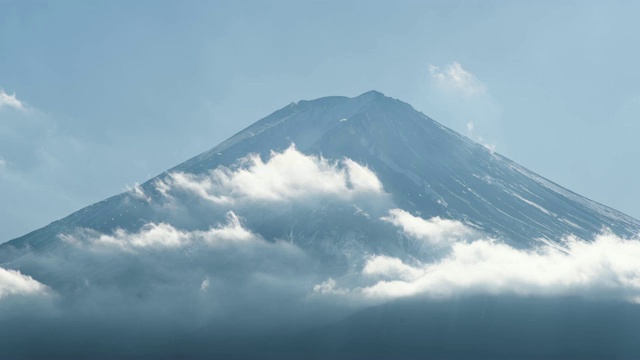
[[356, 90, 386, 99]]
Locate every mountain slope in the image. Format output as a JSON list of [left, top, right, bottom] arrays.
[[3, 90, 638, 257]]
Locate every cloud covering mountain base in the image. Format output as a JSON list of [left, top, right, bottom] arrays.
[[2, 147, 640, 358]]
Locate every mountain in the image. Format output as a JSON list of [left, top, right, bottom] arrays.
[[2, 91, 640, 359], [3, 90, 638, 255]]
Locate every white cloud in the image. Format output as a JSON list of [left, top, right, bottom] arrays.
[[199, 211, 258, 244], [323, 233, 640, 303], [60, 211, 259, 251], [0, 267, 48, 300], [362, 255, 423, 281], [308, 211, 640, 303], [343, 158, 383, 192], [428, 62, 486, 96], [158, 144, 384, 204], [0, 88, 25, 111], [92, 223, 189, 250], [382, 208, 475, 246]]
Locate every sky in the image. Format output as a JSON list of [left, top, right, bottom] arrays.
[[1, 0, 640, 242]]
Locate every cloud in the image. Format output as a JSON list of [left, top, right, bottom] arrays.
[[0, 267, 48, 300], [312, 278, 349, 296], [382, 208, 475, 246], [362, 255, 423, 281], [0, 88, 25, 111], [0, 201, 323, 356], [0, 92, 96, 241], [60, 211, 259, 251], [466, 121, 497, 153], [428, 62, 486, 97], [125, 182, 151, 202], [466, 121, 474, 134], [426, 62, 502, 152], [197, 211, 260, 244], [318, 232, 640, 303], [158, 144, 384, 204], [7, 137, 640, 355], [5, 151, 640, 357], [200, 277, 210, 292]]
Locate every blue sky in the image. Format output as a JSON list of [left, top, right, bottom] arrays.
[[1, 0, 639, 242]]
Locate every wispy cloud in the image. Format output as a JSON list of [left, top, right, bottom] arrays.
[[428, 62, 486, 97], [427, 62, 500, 151], [0, 88, 25, 111]]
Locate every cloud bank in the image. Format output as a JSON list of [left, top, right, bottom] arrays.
[[361, 235, 640, 302], [3, 147, 640, 357], [313, 211, 640, 303]]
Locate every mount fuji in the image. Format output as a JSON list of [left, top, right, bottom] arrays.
[[2, 91, 640, 359], [4, 91, 638, 253]]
